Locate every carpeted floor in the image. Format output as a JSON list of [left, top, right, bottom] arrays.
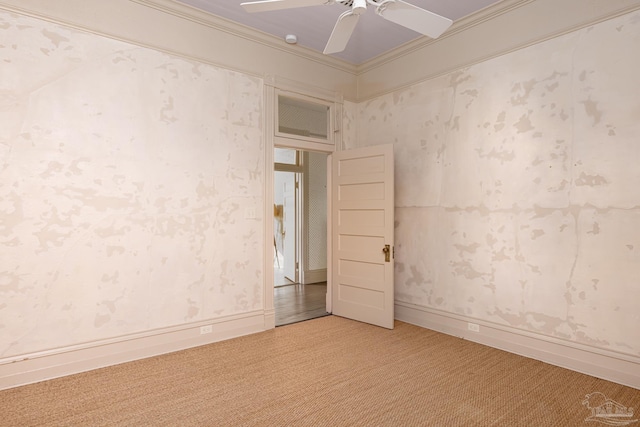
[[1, 316, 639, 426]]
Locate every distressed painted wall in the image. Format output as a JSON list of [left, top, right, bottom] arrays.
[[354, 11, 640, 356], [0, 11, 263, 358]]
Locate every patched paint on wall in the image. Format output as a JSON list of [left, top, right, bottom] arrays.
[[0, 11, 263, 357], [356, 11, 640, 356], [342, 100, 358, 150]]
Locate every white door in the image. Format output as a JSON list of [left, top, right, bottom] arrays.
[[283, 174, 298, 282], [331, 144, 394, 329]]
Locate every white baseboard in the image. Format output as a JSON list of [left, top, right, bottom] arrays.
[[5, 305, 637, 391], [302, 268, 327, 284], [0, 311, 266, 391], [395, 302, 640, 390], [264, 308, 275, 330]]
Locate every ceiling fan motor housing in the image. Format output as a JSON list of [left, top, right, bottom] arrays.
[[338, 0, 367, 13], [339, 0, 389, 5]]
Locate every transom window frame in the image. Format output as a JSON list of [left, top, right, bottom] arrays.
[[274, 88, 337, 149]]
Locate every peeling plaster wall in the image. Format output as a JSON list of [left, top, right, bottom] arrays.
[[0, 11, 263, 358], [354, 11, 640, 356]]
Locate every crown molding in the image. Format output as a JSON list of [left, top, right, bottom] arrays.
[[357, 0, 535, 74], [0, 0, 358, 99], [355, 0, 640, 101], [2, 0, 640, 102], [131, 0, 357, 75]]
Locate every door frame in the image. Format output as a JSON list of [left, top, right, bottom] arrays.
[[263, 77, 343, 329]]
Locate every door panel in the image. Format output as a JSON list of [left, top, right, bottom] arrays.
[[331, 144, 394, 329], [339, 182, 385, 200]]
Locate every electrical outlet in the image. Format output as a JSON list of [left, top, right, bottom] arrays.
[[200, 325, 213, 334], [467, 322, 480, 332]]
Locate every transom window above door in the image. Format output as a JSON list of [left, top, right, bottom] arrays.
[[276, 92, 333, 145]]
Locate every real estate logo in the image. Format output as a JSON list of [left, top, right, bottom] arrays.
[[582, 392, 638, 426]]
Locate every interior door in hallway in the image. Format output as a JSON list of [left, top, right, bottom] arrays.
[[331, 144, 395, 329], [282, 173, 298, 282]]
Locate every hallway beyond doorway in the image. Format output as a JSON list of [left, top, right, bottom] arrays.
[[274, 283, 328, 326], [274, 255, 295, 288]]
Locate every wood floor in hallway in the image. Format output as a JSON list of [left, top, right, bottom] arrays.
[[274, 282, 328, 326]]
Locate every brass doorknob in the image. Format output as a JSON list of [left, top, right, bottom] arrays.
[[382, 245, 390, 262]]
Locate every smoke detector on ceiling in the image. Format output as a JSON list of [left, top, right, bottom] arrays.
[[285, 34, 298, 44]]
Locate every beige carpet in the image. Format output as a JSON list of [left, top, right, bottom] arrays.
[[2, 316, 639, 426]]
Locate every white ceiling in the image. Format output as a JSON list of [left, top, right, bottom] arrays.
[[176, 0, 503, 64]]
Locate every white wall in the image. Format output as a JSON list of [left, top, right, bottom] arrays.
[[352, 10, 640, 385], [0, 10, 265, 358], [0, 1, 352, 388]]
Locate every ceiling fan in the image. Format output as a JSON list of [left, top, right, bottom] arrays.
[[240, 0, 453, 54]]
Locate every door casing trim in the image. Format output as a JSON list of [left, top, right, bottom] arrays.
[[263, 78, 342, 329]]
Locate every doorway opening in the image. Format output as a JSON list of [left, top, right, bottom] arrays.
[[263, 82, 340, 330], [273, 147, 329, 326]]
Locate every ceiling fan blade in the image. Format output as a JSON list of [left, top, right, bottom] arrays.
[[376, 0, 452, 39], [323, 10, 360, 54], [241, 0, 329, 13]]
